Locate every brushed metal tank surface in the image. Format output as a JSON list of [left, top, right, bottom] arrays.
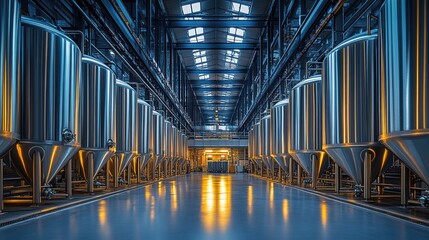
[[260, 115, 272, 169], [248, 128, 254, 161], [323, 33, 391, 185], [78, 56, 116, 181], [270, 99, 290, 172], [152, 111, 164, 168], [112, 79, 137, 175], [379, 0, 429, 184], [136, 99, 152, 171], [0, 0, 20, 155], [11, 17, 81, 185], [290, 76, 327, 176], [253, 122, 262, 168], [171, 126, 178, 165], [164, 120, 173, 163]]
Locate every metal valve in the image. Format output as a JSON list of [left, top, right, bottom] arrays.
[[107, 138, 115, 148], [62, 128, 75, 143]]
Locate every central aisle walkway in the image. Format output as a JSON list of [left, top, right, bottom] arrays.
[[1, 173, 428, 239]]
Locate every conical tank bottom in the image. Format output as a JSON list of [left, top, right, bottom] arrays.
[[0, 133, 19, 157], [78, 149, 114, 181], [153, 154, 164, 169], [380, 131, 429, 185], [323, 143, 392, 185], [290, 151, 327, 177], [10, 142, 79, 185], [271, 155, 289, 172], [130, 153, 151, 175], [109, 152, 135, 176]]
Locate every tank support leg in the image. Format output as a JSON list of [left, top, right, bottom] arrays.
[[87, 154, 94, 193], [0, 158, 4, 212], [335, 163, 341, 194], [127, 163, 131, 186], [363, 151, 372, 200], [289, 158, 293, 185], [32, 151, 42, 206], [278, 165, 282, 183], [137, 157, 141, 184], [66, 160, 73, 198], [311, 154, 319, 189], [113, 156, 118, 188], [401, 162, 409, 206], [297, 165, 302, 187], [105, 160, 110, 190]]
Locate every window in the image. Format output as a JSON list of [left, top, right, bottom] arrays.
[[193, 50, 206, 57], [231, 2, 250, 14], [224, 74, 235, 80], [188, 27, 204, 37], [199, 74, 209, 80], [182, 2, 201, 15], [229, 27, 245, 37]]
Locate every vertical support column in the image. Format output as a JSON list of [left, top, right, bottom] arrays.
[[66, 160, 73, 198], [335, 162, 341, 194], [401, 162, 410, 206], [113, 156, 118, 188], [87, 154, 94, 193], [297, 165, 302, 187], [32, 151, 42, 206], [127, 163, 131, 186], [0, 158, 4, 212], [363, 151, 372, 200], [105, 159, 110, 189], [311, 154, 318, 189], [278, 165, 282, 183], [158, 163, 161, 179]]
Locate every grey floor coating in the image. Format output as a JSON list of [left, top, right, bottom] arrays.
[[0, 173, 428, 240]]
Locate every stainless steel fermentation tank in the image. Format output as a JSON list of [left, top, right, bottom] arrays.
[[151, 110, 164, 176], [0, 0, 20, 157], [131, 99, 153, 182], [163, 119, 173, 176], [290, 76, 327, 188], [270, 99, 290, 174], [131, 99, 152, 180], [323, 33, 391, 197], [379, 0, 429, 185], [78, 56, 116, 192], [171, 125, 178, 171], [260, 115, 273, 175], [252, 122, 263, 170], [248, 128, 254, 169], [109, 80, 137, 186], [10, 17, 81, 204]]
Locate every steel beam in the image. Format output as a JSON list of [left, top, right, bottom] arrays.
[[166, 19, 266, 28], [187, 69, 248, 74], [174, 43, 258, 50]]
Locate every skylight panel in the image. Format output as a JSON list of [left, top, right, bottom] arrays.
[[199, 74, 209, 80], [182, 2, 201, 15], [231, 2, 250, 14], [188, 27, 204, 37], [236, 28, 245, 37], [227, 35, 235, 42]]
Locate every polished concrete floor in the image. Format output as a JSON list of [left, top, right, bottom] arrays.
[[0, 173, 428, 239]]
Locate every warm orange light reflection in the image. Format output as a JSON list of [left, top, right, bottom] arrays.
[[321, 202, 328, 227], [282, 199, 288, 222], [98, 200, 107, 226], [248, 186, 253, 215], [150, 196, 156, 222], [201, 175, 231, 233], [171, 181, 178, 213], [269, 182, 274, 210]]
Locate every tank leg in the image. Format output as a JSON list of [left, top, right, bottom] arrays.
[[87, 154, 94, 193], [105, 160, 110, 190], [1, 158, 4, 212], [335, 163, 341, 194], [311, 154, 318, 189], [297, 165, 302, 187], [137, 157, 141, 184], [363, 151, 372, 200], [32, 151, 42, 206], [66, 160, 73, 198], [278, 166, 282, 183], [401, 162, 410, 206], [113, 156, 118, 188], [289, 158, 293, 185], [127, 163, 131, 186]]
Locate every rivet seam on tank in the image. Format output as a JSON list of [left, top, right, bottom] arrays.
[[62, 128, 75, 143]]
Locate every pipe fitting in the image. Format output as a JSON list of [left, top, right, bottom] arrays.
[[62, 129, 75, 143]]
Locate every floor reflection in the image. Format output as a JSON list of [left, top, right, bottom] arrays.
[[201, 175, 231, 233]]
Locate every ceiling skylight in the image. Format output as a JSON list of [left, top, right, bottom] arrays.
[[231, 2, 250, 14], [199, 74, 209, 80], [224, 74, 235, 80], [188, 27, 204, 36], [229, 27, 245, 37], [195, 56, 207, 64], [193, 50, 206, 57], [182, 2, 201, 15]]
